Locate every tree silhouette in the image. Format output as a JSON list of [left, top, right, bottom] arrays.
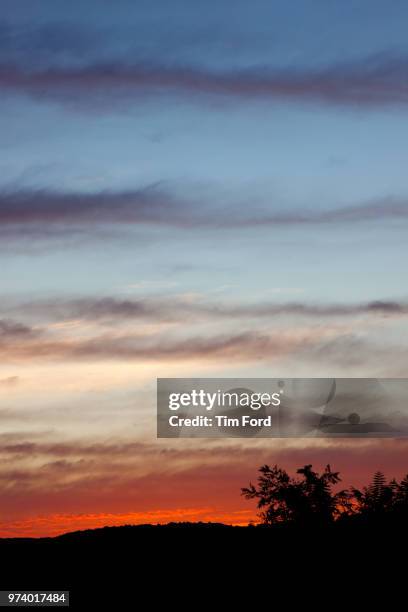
[[242, 463, 349, 526], [350, 470, 395, 517], [243, 463, 408, 527]]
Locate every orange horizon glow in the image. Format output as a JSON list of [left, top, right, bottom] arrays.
[[0, 508, 259, 539]]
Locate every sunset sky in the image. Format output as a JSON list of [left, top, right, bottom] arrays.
[[1, 0, 408, 537]]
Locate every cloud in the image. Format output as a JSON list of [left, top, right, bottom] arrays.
[[0, 319, 36, 338], [0, 189, 408, 243], [0, 327, 307, 364], [2, 54, 408, 109], [11, 296, 408, 324], [0, 186, 175, 230], [1, 294, 407, 375], [0, 314, 405, 376], [1, 296, 407, 369]]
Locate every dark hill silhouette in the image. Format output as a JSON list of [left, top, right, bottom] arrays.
[[0, 518, 399, 607], [0, 521, 240, 545]]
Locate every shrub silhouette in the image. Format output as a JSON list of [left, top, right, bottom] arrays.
[[243, 464, 408, 526]]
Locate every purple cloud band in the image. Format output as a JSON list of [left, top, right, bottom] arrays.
[[0, 189, 407, 239], [1, 55, 408, 108], [9, 296, 408, 323]]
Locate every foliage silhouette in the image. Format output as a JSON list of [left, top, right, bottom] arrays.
[[242, 464, 349, 525], [242, 463, 408, 526]]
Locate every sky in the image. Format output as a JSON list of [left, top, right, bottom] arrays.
[[1, 0, 408, 536]]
